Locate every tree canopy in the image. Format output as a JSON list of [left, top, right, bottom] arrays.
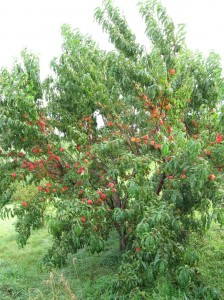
[[0, 0, 224, 298]]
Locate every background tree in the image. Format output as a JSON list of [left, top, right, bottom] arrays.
[[0, 0, 224, 298]]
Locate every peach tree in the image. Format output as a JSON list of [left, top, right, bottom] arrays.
[[0, 0, 224, 298]]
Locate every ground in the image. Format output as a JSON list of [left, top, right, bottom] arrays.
[[0, 216, 223, 299]]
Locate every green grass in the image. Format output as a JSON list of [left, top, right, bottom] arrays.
[[196, 224, 224, 297], [0, 217, 51, 299], [0, 217, 118, 299], [0, 217, 223, 299]]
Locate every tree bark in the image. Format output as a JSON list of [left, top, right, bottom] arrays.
[[115, 223, 127, 252], [119, 231, 127, 252], [156, 172, 166, 195]]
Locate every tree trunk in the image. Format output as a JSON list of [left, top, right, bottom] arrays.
[[119, 231, 127, 252], [114, 222, 127, 252]]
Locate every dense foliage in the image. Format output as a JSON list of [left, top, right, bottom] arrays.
[[0, 0, 224, 298]]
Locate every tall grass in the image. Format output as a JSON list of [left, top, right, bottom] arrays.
[[0, 216, 223, 299], [0, 216, 118, 299]]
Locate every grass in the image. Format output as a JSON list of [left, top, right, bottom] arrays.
[[0, 216, 223, 299], [196, 223, 224, 297], [0, 216, 118, 299], [0, 217, 51, 299]]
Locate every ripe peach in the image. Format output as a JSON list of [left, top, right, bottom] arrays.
[[209, 174, 215, 180], [169, 69, 176, 75], [81, 216, 87, 223]]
